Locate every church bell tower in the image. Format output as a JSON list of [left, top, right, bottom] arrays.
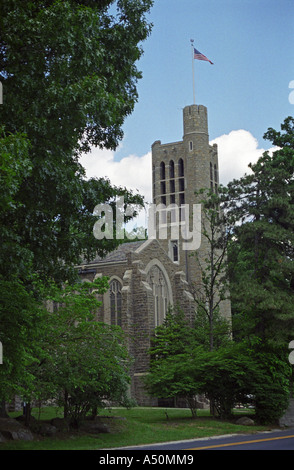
[[151, 104, 219, 285]]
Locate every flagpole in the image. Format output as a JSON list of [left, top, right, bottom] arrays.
[[190, 39, 196, 105]]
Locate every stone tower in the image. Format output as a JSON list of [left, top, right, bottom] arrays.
[[151, 104, 219, 284]]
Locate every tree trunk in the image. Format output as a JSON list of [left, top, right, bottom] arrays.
[[64, 389, 69, 419], [0, 401, 8, 418], [24, 402, 31, 427]]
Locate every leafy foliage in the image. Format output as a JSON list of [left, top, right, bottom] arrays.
[[0, 277, 46, 402], [250, 347, 291, 424], [146, 118, 294, 421], [0, 0, 153, 151], [145, 311, 206, 417], [223, 116, 294, 346], [0, 129, 34, 278], [0, 0, 153, 282], [0, 0, 153, 411], [146, 312, 291, 422], [19, 278, 133, 423], [190, 189, 232, 351]]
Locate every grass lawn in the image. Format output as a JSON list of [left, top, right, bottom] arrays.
[[0, 406, 273, 450]]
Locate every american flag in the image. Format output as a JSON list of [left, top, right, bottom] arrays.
[[193, 48, 213, 65]]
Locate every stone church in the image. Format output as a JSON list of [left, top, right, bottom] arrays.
[[78, 104, 231, 405]]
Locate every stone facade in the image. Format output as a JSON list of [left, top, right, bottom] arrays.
[[79, 104, 231, 404], [279, 399, 294, 427], [78, 238, 195, 404], [151, 104, 230, 321]]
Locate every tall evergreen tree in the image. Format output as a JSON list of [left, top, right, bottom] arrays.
[[223, 117, 294, 347]]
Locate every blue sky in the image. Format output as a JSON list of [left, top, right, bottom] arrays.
[[116, 0, 294, 157], [81, 0, 294, 222]]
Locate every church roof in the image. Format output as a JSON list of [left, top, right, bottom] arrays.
[[87, 240, 147, 266]]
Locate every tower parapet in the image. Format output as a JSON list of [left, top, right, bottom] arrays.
[[183, 104, 208, 137]]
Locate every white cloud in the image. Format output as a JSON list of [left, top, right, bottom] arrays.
[[79, 147, 152, 229], [80, 147, 152, 202], [210, 129, 277, 186], [79, 130, 278, 229]]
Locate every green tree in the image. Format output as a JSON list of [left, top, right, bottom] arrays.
[[146, 118, 294, 422], [147, 319, 292, 422], [0, 277, 46, 407], [223, 116, 294, 347], [0, 0, 153, 411], [145, 310, 206, 417], [221, 117, 294, 419], [0, 0, 153, 282], [145, 312, 252, 419], [0, 129, 33, 279], [250, 345, 292, 424], [148, 310, 195, 360], [27, 278, 133, 424], [195, 343, 255, 420], [190, 189, 232, 352]]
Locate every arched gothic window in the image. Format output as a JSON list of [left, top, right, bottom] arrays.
[[146, 265, 169, 327], [169, 160, 175, 178], [160, 161, 165, 180], [109, 279, 122, 327], [178, 158, 184, 177]]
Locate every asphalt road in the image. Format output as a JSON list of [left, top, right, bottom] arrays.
[[119, 428, 294, 451]]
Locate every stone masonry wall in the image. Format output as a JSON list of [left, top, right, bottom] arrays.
[[151, 104, 231, 323], [78, 103, 232, 404]]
